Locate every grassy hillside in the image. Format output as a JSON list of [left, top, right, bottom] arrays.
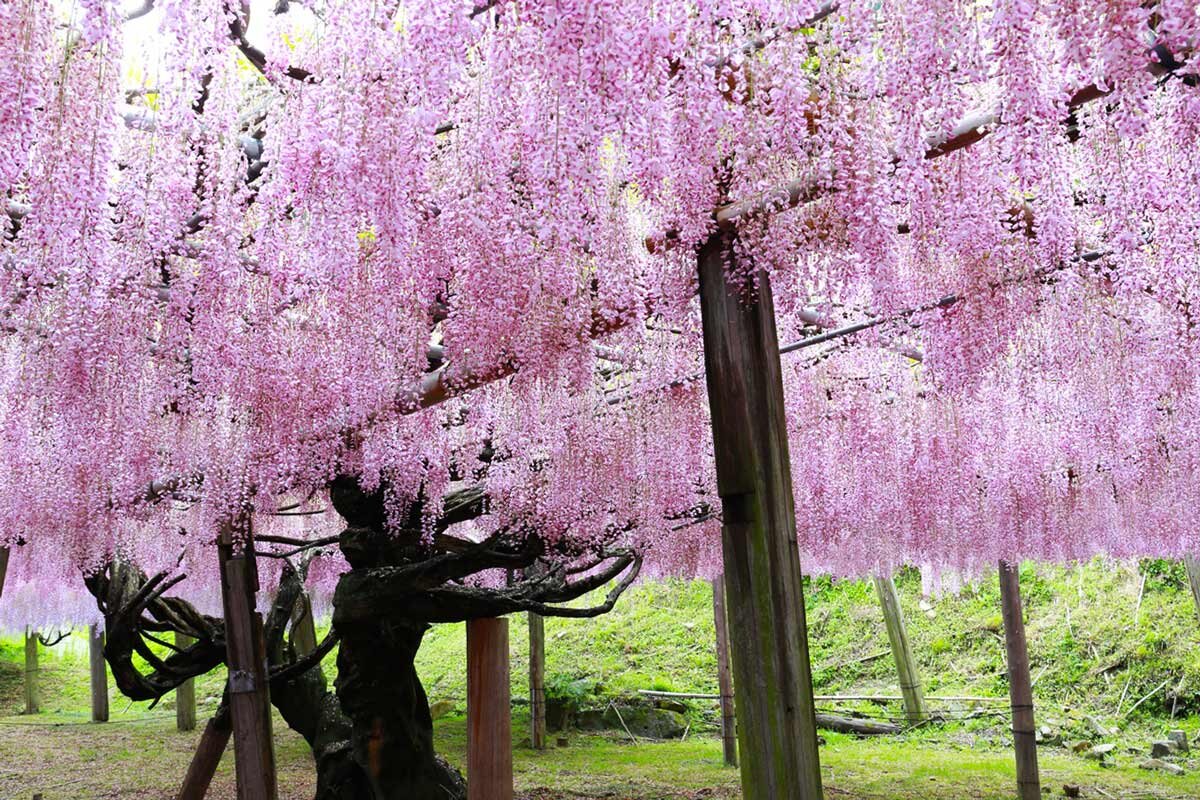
[[4, 557, 1200, 740]]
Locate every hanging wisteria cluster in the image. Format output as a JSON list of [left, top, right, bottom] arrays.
[[0, 0, 1198, 621]]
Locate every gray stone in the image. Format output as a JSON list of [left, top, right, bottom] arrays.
[[574, 704, 688, 739], [1085, 743, 1116, 761], [1140, 758, 1185, 776], [1085, 716, 1113, 737], [1150, 740, 1177, 759], [1167, 730, 1190, 754]]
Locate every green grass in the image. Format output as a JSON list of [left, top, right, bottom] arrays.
[[4, 557, 1200, 797]]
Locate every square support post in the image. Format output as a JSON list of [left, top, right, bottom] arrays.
[[24, 626, 39, 715], [217, 516, 278, 800], [176, 631, 198, 732], [697, 229, 823, 800], [89, 623, 109, 722], [528, 612, 547, 750], [999, 560, 1040, 800], [467, 617, 513, 800], [711, 574, 738, 767]]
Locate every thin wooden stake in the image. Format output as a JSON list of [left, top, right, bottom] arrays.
[[697, 229, 823, 800], [24, 626, 39, 715], [711, 574, 738, 768], [0, 546, 9, 600], [467, 617, 513, 800], [1184, 556, 1200, 624], [999, 560, 1040, 800], [217, 516, 278, 800], [528, 612, 547, 750], [873, 574, 927, 723], [89, 623, 109, 723], [176, 631, 197, 732]]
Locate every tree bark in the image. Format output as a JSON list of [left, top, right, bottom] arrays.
[[528, 612, 547, 750], [873, 575, 926, 724], [0, 546, 9, 600], [697, 229, 823, 800], [711, 574, 738, 768], [216, 518, 278, 800], [24, 627, 39, 714], [90, 624, 110, 722], [176, 631, 197, 732], [999, 560, 1040, 800]]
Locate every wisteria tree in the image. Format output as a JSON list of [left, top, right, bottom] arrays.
[[2, 0, 1198, 798]]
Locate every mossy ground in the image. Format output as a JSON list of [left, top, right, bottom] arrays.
[[2, 557, 1200, 798]]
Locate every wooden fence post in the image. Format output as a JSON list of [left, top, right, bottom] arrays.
[[467, 617, 513, 800], [528, 612, 547, 750], [176, 631, 197, 732], [24, 626, 39, 714], [89, 623, 109, 722], [697, 229, 823, 800], [217, 516, 278, 800], [873, 574, 927, 724], [711, 574, 738, 768], [999, 560, 1040, 800], [1184, 555, 1200, 624]]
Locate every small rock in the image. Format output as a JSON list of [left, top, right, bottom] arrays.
[[919, 599, 933, 612], [1062, 785, 1081, 798], [1168, 730, 1190, 754], [1140, 758, 1185, 776], [1070, 740, 1092, 754], [1085, 716, 1113, 737], [1150, 740, 1178, 759], [1085, 743, 1116, 761]]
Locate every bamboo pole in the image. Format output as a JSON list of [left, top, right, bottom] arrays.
[[999, 560, 1040, 800], [873, 575, 927, 723], [528, 612, 547, 750], [89, 624, 109, 722], [176, 631, 197, 732], [697, 229, 823, 800], [216, 517, 278, 800], [711, 574, 738, 767], [467, 617, 513, 800], [24, 627, 39, 714]]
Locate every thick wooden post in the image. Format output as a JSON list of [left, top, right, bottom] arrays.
[[467, 617, 513, 800], [217, 517, 278, 800], [697, 229, 823, 800], [999, 560, 1040, 800], [177, 706, 233, 800], [528, 612, 547, 750], [1184, 556, 1200, 624], [711, 574, 738, 768], [89, 623, 109, 722], [24, 627, 39, 714], [176, 631, 197, 732], [873, 575, 927, 724]]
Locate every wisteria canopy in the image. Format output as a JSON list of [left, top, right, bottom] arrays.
[[1, 0, 1199, 624]]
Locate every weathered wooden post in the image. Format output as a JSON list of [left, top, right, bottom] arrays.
[[873, 574, 927, 723], [24, 626, 39, 714], [528, 612, 547, 750], [176, 631, 197, 732], [89, 623, 109, 722], [467, 617, 513, 800], [1184, 555, 1200, 623], [290, 590, 319, 656], [711, 574, 738, 767], [697, 228, 823, 799], [177, 704, 233, 800], [999, 560, 1040, 800], [216, 516, 278, 800]]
